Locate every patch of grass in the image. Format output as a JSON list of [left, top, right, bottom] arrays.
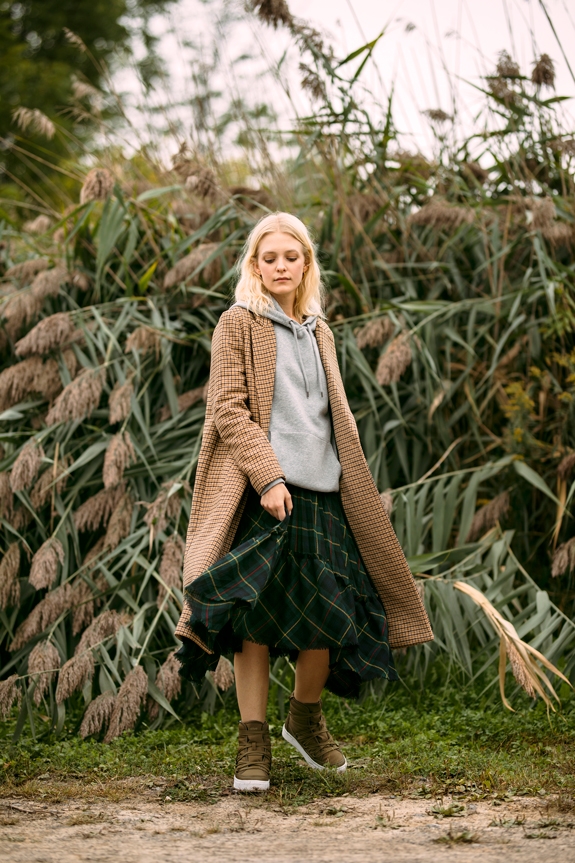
[[1, 684, 574, 807], [434, 827, 479, 845]]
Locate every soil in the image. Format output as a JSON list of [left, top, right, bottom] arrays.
[[1, 789, 574, 863]]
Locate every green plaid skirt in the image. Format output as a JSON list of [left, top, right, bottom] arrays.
[[176, 485, 397, 698]]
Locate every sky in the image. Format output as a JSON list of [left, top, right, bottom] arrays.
[[118, 0, 575, 159]]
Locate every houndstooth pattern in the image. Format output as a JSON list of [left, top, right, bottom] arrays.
[[175, 306, 433, 649]]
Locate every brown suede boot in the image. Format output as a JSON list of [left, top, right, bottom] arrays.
[[282, 694, 347, 772], [234, 720, 271, 791]]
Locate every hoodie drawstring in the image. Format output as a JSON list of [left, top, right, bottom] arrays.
[[306, 328, 324, 398], [290, 321, 311, 398]]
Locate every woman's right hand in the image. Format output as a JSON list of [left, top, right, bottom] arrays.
[[261, 484, 293, 521]]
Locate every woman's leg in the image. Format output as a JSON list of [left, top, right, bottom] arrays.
[[294, 648, 330, 702], [234, 640, 270, 722]]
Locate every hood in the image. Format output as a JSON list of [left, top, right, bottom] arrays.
[[234, 299, 323, 398]]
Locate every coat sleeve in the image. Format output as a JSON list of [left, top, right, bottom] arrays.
[[209, 311, 285, 495]]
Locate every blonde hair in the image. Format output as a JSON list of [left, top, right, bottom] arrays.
[[235, 212, 324, 319]]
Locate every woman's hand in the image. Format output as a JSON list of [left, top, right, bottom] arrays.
[[261, 483, 293, 521]]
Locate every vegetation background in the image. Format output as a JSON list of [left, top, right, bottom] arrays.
[[0, 0, 575, 759]]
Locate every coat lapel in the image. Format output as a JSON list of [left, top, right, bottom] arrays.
[[315, 321, 348, 436], [250, 315, 276, 433]]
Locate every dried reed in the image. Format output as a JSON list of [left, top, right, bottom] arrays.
[[29, 537, 65, 590], [157, 534, 185, 607], [423, 108, 452, 123], [10, 441, 45, 492], [74, 484, 126, 532], [23, 215, 52, 235], [30, 266, 68, 300], [125, 326, 161, 355], [408, 200, 474, 231], [108, 380, 133, 424], [15, 312, 77, 357], [163, 243, 219, 290], [148, 652, 182, 719], [532, 54, 555, 88], [379, 491, 393, 517], [0, 472, 14, 522], [45, 366, 104, 425], [79, 692, 116, 738], [103, 492, 134, 550], [30, 454, 72, 510], [496, 51, 520, 78], [0, 675, 21, 719], [552, 537, 575, 578], [211, 656, 235, 691], [10, 584, 74, 651], [558, 453, 575, 481], [80, 169, 114, 204], [55, 651, 95, 703], [104, 665, 148, 742], [103, 432, 136, 489], [71, 578, 95, 636], [158, 384, 207, 422], [28, 641, 60, 705], [184, 167, 218, 198], [467, 492, 510, 542], [12, 106, 55, 139], [355, 317, 394, 350], [454, 581, 570, 711], [76, 609, 126, 654], [5, 259, 48, 285], [0, 542, 20, 610], [249, 0, 294, 29], [375, 334, 412, 385], [143, 483, 183, 542]]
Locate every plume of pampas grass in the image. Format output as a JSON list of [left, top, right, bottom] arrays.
[[558, 453, 575, 481], [103, 432, 136, 489], [0, 542, 20, 610], [29, 537, 65, 590], [104, 665, 148, 742], [23, 215, 52, 235], [0, 675, 21, 719], [542, 223, 573, 247], [552, 537, 575, 578], [532, 53, 555, 88], [1, 290, 44, 340], [80, 168, 114, 204], [5, 259, 48, 285], [157, 534, 185, 607], [10, 441, 45, 491], [125, 326, 161, 355], [496, 50, 520, 78], [15, 312, 78, 357], [355, 317, 394, 350], [143, 482, 186, 542], [163, 243, 219, 290], [11, 506, 33, 532], [0, 472, 14, 522], [71, 578, 95, 636], [424, 108, 452, 123], [28, 641, 60, 705], [108, 380, 133, 424], [379, 491, 393, 516], [79, 691, 116, 738], [211, 656, 235, 692], [466, 492, 510, 542], [83, 537, 107, 572], [55, 651, 95, 703], [45, 366, 104, 426], [408, 200, 474, 231], [0, 354, 72, 410], [103, 492, 134, 550], [30, 454, 72, 509], [375, 334, 412, 385], [148, 652, 182, 720], [74, 484, 125, 533], [530, 197, 555, 230], [158, 384, 207, 422], [10, 584, 74, 651], [184, 168, 218, 198], [63, 27, 87, 50], [70, 269, 90, 291], [12, 106, 55, 139]]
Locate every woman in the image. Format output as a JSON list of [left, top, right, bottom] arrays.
[[175, 212, 432, 792]]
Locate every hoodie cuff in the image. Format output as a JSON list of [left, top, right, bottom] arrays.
[[260, 478, 285, 496]]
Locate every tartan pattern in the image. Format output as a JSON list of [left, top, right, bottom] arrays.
[[178, 486, 398, 698], [175, 306, 433, 649]]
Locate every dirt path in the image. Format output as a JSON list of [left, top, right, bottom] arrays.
[[1, 792, 574, 863]]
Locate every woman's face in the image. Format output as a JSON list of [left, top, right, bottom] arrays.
[[254, 232, 308, 303]]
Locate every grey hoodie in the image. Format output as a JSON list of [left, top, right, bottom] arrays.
[[235, 299, 342, 493]]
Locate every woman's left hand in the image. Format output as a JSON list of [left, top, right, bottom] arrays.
[[261, 484, 293, 520]]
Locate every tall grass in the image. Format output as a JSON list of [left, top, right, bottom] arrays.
[[0, 6, 574, 741]]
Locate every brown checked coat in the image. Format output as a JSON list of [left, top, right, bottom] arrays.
[[175, 305, 433, 649]]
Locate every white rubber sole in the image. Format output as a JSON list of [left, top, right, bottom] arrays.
[[282, 725, 347, 773], [233, 776, 270, 792]]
